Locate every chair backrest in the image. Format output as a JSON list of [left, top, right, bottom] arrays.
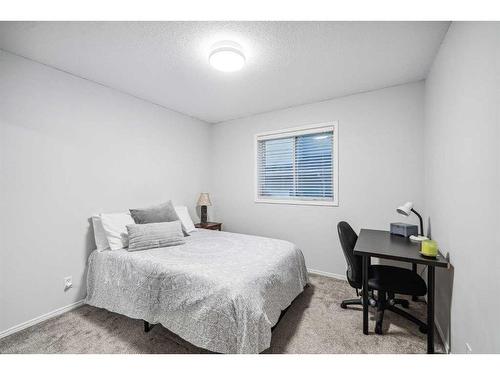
[[337, 221, 362, 287]]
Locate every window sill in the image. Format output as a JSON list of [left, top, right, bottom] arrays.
[[254, 198, 338, 207]]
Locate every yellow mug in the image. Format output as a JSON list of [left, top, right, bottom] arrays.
[[421, 239, 438, 258]]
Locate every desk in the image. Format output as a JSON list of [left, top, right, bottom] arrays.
[[354, 229, 449, 354]]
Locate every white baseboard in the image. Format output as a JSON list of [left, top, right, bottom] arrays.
[[308, 268, 347, 281], [435, 319, 450, 354], [0, 299, 85, 340]]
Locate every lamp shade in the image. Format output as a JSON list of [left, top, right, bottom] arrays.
[[397, 201, 413, 216], [197, 193, 212, 206]]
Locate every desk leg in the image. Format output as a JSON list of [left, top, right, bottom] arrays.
[[362, 255, 369, 335], [427, 266, 435, 354], [412, 263, 418, 301]]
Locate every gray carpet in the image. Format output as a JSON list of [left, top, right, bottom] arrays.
[[0, 274, 443, 354]]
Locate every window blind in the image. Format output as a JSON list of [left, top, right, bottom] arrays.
[[257, 128, 335, 202]]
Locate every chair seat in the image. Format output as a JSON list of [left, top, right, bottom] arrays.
[[368, 265, 427, 296]]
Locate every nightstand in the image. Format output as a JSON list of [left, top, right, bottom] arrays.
[[195, 222, 222, 231]]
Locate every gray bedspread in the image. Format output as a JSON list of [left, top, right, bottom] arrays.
[[85, 229, 308, 353]]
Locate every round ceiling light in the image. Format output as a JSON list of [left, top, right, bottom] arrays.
[[209, 41, 245, 72]]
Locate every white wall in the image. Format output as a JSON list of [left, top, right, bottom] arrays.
[[424, 22, 500, 353], [0, 51, 211, 332], [210, 82, 425, 277]]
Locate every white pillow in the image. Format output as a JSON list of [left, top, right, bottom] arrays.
[[91, 215, 110, 251], [174, 206, 196, 233], [100, 212, 135, 250]]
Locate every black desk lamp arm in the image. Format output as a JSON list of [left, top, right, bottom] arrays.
[[411, 208, 424, 236]]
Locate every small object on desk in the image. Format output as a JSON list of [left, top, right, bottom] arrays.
[[195, 222, 222, 231], [409, 234, 429, 242], [390, 222, 419, 237], [420, 239, 439, 258]]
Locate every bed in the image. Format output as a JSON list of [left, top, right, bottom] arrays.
[[85, 228, 308, 353]]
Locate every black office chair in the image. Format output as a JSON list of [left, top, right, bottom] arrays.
[[337, 221, 428, 334]]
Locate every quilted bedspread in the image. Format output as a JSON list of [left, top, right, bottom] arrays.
[[85, 229, 308, 353]]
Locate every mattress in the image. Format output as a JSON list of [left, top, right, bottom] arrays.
[[85, 229, 308, 353]]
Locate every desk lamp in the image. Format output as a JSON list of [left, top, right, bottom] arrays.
[[397, 201, 428, 241], [396, 202, 423, 235]]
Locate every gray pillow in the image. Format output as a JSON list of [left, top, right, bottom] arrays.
[[129, 200, 189, 236], [129, 200, 179, 224], [126, 221, 185, 252]]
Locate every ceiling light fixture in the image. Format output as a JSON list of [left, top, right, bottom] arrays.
[[209, 41, 245, 72]]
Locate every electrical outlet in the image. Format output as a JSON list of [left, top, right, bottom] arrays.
[[64, 276, 73, 291], [465, 343, 472, 354]]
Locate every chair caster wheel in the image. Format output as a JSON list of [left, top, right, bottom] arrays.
[[401, 301, 410, 309], [419, 326, 428, 334], [340, 302, 347, 309], [375, 323, 383, 335]]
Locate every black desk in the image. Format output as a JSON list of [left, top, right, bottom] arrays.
[[354, 229, 449, 354]]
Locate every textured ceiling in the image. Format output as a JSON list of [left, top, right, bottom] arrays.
[[0, 21, 449, 123]]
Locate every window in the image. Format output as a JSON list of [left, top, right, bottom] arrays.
[[255, 122, 338, 206]]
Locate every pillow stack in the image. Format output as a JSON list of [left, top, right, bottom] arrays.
[[92, 200, 197, 252], [128, 200, 186, 251]]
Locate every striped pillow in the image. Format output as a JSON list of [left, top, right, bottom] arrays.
[[126, 221, 185, 252]]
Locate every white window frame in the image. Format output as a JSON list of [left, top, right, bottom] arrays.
[[254, 121, 339, 206]]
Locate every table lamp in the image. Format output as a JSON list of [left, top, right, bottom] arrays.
[[197, 193, 212, 224], [396, 201, 424, 236]]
